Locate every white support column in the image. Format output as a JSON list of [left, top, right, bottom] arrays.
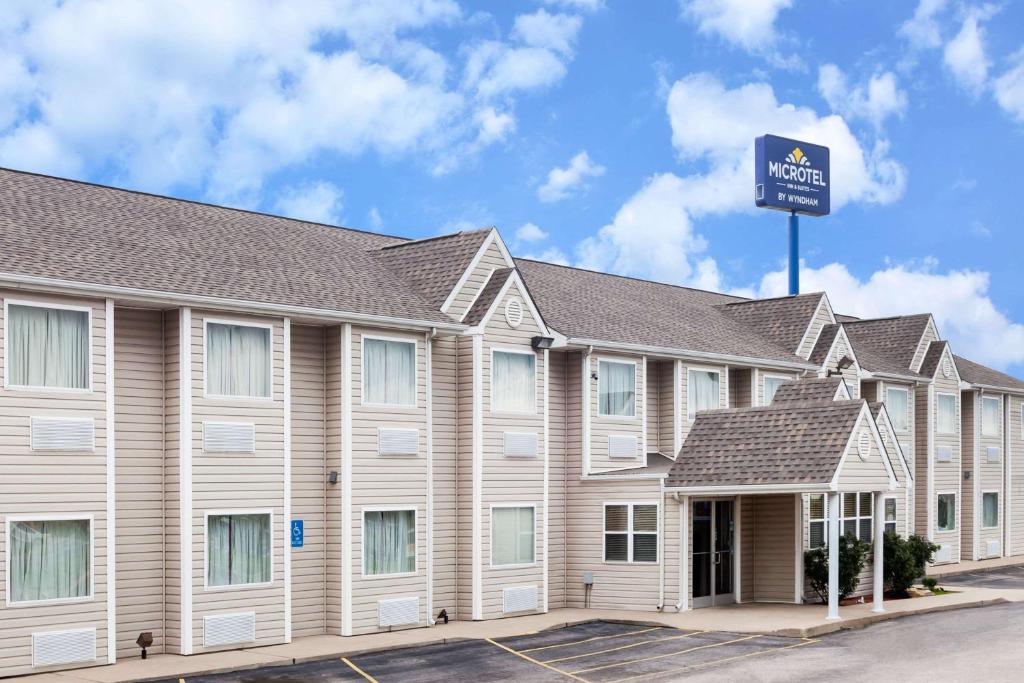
[[105, 300, 116, 664], [680, 496, 689, 611], [283, 318, 292, 642], [794, 494, 804, 604], [1005, 396, 1013, 556], [827, 491, 841, 620], [734, 495, 742, 604], [873, 492, 885, 613], [582, 351, 591, 476]]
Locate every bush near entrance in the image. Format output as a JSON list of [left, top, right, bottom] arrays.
[[805, 534, 871, 603], [884, 532, 939, 597]]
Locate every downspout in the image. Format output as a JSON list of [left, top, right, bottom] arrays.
[[427, 327, 437, 625]]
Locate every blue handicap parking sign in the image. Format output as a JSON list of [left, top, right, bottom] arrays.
[[291, 519, 304, 548]]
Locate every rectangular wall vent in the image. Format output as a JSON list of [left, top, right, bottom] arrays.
[[608, 435, 639, 459], [503, 585, 539, 613], [204, 612, 256, 648], [378, 597, 419, 627], [378, 428, 419, 457], [504, 432, 538, 458], [30, 417, 95, 452], [32, 628, 96, 668], [986, 446, 1000, 462], [986, 540, 1001, 558], [935, 544, 952, 563], [935, 446, 953, 463], [203, 422, 256, 453]]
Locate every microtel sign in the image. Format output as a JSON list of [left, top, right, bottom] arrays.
[[754, 134, 830, 216]]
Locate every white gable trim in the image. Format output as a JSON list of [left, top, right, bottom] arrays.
[[439, 229, 515, 314], [830, 403, 898, 491], [796, 293, 835, 357], [464, 270, 549, 337], [873, 403, 913, 483], [819, 325, 860, 374], [833, 379, 852, 400], [910, 315, 939, 374]]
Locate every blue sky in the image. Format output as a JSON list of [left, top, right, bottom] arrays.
[[1, 0, 1023, 372]]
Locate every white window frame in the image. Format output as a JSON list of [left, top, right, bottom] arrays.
[[981, 396, 1001, 437], [883, 495, 898, 535], [597, 357, 638, 420], [5, 513, 95, 608], [808, 492, 874, 547], [361, 506, 419, 578], [489, 346, 538, 415], [602, 501, 660, 565], [982, 490, 1000, 529], [203, 508, 275, 591], [3, 299, 94, 393], [885, 385, 910, 433], [360, 333, 418, 409], [761, 373, 791, 406], [936, 492, 957, 532], [202, 317, 274, 401], [936, 392, 957, 435], [687, 366, 722, 421], [489, 504, 537, 569]]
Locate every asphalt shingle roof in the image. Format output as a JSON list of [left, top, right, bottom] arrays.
[[809, 323, 840, 365], [842, 315, 932, 374], [770, 376, 846, 406], [377, 229, 492, 309], [719, 293, 825, 353], [920, 340, 950, 378], [953, 354, 1024, 391], [462, 268, 513, 326]]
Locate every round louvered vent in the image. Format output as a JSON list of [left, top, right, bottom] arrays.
[[858, 431, 872, 460], [942, 356, 952, 379], [505, 297, 524, 328]]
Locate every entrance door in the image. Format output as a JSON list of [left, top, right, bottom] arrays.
[[692, 499, 735, 608]]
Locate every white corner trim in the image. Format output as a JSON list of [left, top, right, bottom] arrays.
[[673, 360, 683, 456], [425, 331, 435, 624], [180, 306, 193, 654], [543, 348, 550, 613], [283, 318, 292, 642], [105, 300, 116, 664], [679, 496, 689, 611], [582, 351, 592, 476], [927, 385, 935, 540], [794, 495, 803, 604], [641, 356, 648, 457], [472, 334, 484, 620], [341, 323, 353, 636], [734, 495, 742, 603], [973, 392, 982, 561]]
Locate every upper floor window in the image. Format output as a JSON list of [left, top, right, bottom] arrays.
[[936, 394, 957, 434], [599, 359, 635, 417], [8, 517, 92, 604], [363, 337, 416, 406], [491, 350, 536, 413], [982, 396, 1001, 436], [688, 369, 720, 420], [6, 302, 90, 390], [763, 375, 790, 405], [206, 321, 271, 399], [885, 386, 910, 433]]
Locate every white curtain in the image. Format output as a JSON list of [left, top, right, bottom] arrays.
[[937, 395, 956, 433], [492, 507, 534, 566], [208, 514, 271, 586], [763, 376, 789, 405], [688, 370, 720, 419], [364, 339, 415, 405], [599, 361, 635, 416], [886, 388, 909, 432], [364, 510, 416, 575], [8, 304, 89, 389], [492, 351, 536, 412], [982, 398, 1000, 435], [984, 493, 999, 528], [207, 323, 271, 398], [9, 519, 90, 602]]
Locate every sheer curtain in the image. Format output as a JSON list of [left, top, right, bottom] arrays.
[[492, 507, 534, 566], [886, 388, 909, 432], [364, 510, 416, 575], [207, 323, 271, 398], [9, 519, 91, 602], [8, 304, 90, 389], [763, 376, 789, 405], [937, 395, 956, 433], [492, 351, 536, 412], [599, 361, 635, 416], [364, 339, 415, 405], [688, 370, 720, 419], [982, 398, 1000, 435], [207, 514, 271, 586]]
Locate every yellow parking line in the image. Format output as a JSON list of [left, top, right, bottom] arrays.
[[570, 634, 760, 674], [519, 627, 665, 653], [485, 637, 589, 682], [604, 638, 818, 683], [341, 656, 380, 683], [545, 630, 705, 663]]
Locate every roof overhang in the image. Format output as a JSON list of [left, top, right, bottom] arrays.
[[665, 482, 829, 495], [860, 370, 928, 384], [963, 382, 1024, 396], [563, 337, 817, 373]]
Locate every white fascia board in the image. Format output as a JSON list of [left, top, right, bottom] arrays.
[[581, 473, 668, 481], [664, 483, 828, 495], [910, 316, 939, 374], [464, 270, 550, 337], [863, 370, 930, 383], [566, 338, 817, 373], [440, 229, 515, 314], [795, 294, 834, 357]]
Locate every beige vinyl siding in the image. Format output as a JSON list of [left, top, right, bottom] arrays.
[[834, 421, 892, 492], [163, 310, 182, 653], [114, 308, 165, 657], [880, 381, 916, 499], [189, 311, 286, 652], [324, 327, 341, 635], [748, 495, 797, 603], [932, 349, 961, 562], [431, 335, 459, 618], [589, 353, 644, 473], [914, 386, 929, 539], [547, 351, 568, 609], [961, 393, 976, 560], [455, 334, 475, 619], [729, 368, 751, 409], [290, 325, 326, 637], [1011, 396, 1024, 556], [861, 381, 878, 403], [658, 361, 676, 457], [646, 361, 660, 453], [0, 292, 111, 677], [878, 421, 909, 538], [797, 297, 833, 359], [978, 392, 1004, 557], [446, 239, 510, 320]]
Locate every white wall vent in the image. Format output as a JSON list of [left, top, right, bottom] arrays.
[[942, 356, 953, 378], [30, 417, 94, 452], [504, 297, 524, 328], [203, 422, 256, 453], [378, 597, 419, 627], [935, 544, 952, 563], [608, 435, 639, 459], [986, 540, 1001, 558], [935, 446, 953, 463], [857, 431, 872, 460], [986, 446, 1000, 462], [32, 628, 96, 668], [504, 432, 538, 458], [204, 612, 256, 648], [503, 585, 539, 613], [378, 428, 419, 457]]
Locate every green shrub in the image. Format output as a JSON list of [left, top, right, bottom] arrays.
[[922, 577, 938, 592], [883, 532, 939, 597], [804, 534, 871, 603]]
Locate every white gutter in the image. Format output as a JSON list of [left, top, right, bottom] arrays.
[[963, 381, 1024, 396], [566, 337, 816, 373], [664, 483, 828, 495]]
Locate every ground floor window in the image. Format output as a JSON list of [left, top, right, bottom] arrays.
[[983, 492, 999, 529], [884, 497, 897, 535], [604, 503, 658, 563], [8, 517, 91, 603], [364, 509, 416, 576], [937, 493, 956, 532], [207, 512, 271, 587], [808, 493, 874, 548], [491, 506, 535, 566]]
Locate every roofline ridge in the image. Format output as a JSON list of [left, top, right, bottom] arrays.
[[721, 291, 825, 307], [844, 312, 932, 326], [380, 227, 494, 250]]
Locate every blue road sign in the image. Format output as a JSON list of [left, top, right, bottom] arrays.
[[291, 519, 304, 548], [755, 134, 830, 216]]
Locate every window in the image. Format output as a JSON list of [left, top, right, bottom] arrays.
[[983, 492, 999, 529], [6, 303, 90, 390], [206, 322, 271, 398], [207, 513, 271, 587], [886, 386, 910, 433], [363, 337, 416, 406], [8, 518, 91, 604], [598, 360, 635, 417], [364, 509, 416, 576], [884, 497, 897, 535], [603, 503, 658, 563], [936, 394, 957, 434], [491, 506, 535, 566], [763, 375, 789, 405], [808, 493, 874, 548], [688, 369, 720, 420], [937, 493, 956, 532], [982, 397, 1000, 437], [491, 350, 536, 413]]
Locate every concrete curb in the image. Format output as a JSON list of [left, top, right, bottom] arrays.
[[777, 597, 1009, 638]]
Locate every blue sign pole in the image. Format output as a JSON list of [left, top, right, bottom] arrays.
[[789, 210, 799, 295]]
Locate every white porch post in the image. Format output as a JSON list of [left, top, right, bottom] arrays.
[[873, 492, 886, 613], [827, 491, 841, 620]]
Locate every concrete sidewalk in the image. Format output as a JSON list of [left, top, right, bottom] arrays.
[[16, 586, 1024, 683], [927, 555, 1024, 578]]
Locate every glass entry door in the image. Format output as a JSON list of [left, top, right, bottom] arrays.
[[692, 499, 735, 608]]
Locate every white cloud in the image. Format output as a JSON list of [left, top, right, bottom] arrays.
[[474, 106, 516, 145], [511, 9, 581, 57], [899, 0, 949, 49], [537, 150, 605, 202], [274, 181, 344, 224], [942, 4, 998, 95], [680, 0, 793, 52], [367, 207, 383, 229], [994, 49, 1024, 123], [817, 64, 908, 130], [516, 222, 549, 243], [542, 0, 604, 12], [522, 246, 571, 266]]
